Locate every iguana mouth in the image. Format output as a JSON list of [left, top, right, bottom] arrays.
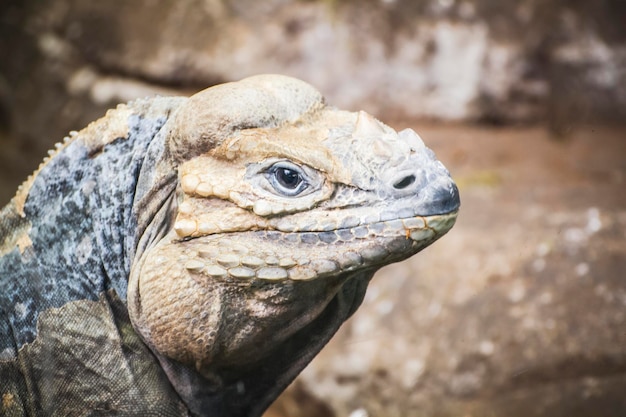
[[163, 210, 458, 283]]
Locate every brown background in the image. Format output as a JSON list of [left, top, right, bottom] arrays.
[[1, 1, 625, 416]]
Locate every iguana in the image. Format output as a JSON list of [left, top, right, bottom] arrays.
[[0, 74, 459, 416]]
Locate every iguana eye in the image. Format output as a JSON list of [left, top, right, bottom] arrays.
[[267, 162, 309, 196]]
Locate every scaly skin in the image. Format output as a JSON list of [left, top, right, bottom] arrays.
[[0, 75, 459, 416]]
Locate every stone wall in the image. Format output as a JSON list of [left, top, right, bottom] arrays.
[[3, 1, 626, 127]]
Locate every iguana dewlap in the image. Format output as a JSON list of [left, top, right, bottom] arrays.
[[0, 75, 459, 416]]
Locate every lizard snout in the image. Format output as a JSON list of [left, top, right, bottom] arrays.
[[381, 146, 460, 216]]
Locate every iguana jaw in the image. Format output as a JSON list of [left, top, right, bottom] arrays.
[[132, 211, 457, 376]]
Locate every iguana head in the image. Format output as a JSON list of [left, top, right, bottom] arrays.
[[128, 75, 459, 410]]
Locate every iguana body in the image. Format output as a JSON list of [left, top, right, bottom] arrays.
[[0, 75, 459, 416]]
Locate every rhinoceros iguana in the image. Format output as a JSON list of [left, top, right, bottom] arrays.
[[0, 74, 459, 416]]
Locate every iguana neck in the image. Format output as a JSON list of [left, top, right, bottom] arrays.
[[0, 100, 178, 351], [154, 269, 373, 417]]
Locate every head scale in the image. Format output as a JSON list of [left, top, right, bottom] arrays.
[[167, 74, 325, 162]]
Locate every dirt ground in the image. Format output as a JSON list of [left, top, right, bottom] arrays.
[[266, 122, 626, 417]]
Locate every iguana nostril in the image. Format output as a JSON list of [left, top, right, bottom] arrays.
[[393, 174, 416, 190]]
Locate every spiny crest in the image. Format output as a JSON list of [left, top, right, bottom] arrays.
[[13, 131, 77, 217]]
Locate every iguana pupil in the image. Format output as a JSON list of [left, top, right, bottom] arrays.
[[276, 167, 300, 189]]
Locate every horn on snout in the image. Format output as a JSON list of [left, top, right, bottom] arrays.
[[353, 110, 386, 138]]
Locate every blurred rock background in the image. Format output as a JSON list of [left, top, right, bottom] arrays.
[[1, 1, 625, 416]]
